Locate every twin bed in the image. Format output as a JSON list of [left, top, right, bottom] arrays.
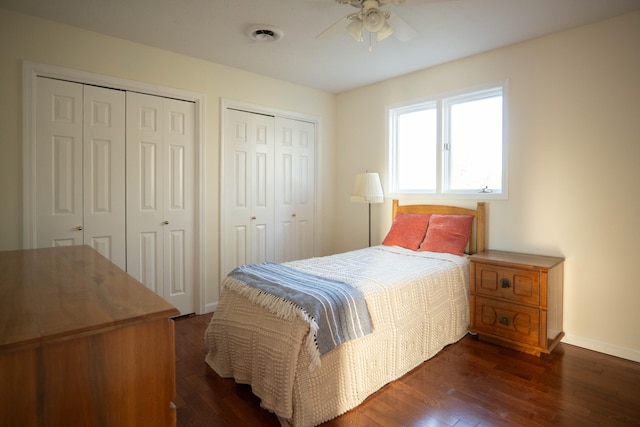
[[205, 199, 486, 426]]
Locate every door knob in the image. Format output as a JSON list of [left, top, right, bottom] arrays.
[[250, 216, 256, 220], [163, 220, 169, 225], [76, 225, 83, 231], [292, 213, 296, 217]]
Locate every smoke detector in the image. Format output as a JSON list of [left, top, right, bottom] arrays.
[[247, 25, 284, 42]]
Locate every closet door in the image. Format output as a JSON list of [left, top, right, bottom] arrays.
[[82, 85, 126, 268], [274, 117, 315, 262], [163, 97, 195, 315], [34, 78, 126, 269], [35, 78, 84, 248], [222, 109, 275, 277], [126, 92, 195, 315]]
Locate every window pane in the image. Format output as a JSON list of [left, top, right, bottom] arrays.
[[397, 108, 437, 191], [449, 95, 502, 191]]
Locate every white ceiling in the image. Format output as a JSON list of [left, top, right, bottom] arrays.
[[2, 0, 639, 93]]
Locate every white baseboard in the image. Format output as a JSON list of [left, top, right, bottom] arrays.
[[562, 333, 640, 363], [203, 301, 218, 314]]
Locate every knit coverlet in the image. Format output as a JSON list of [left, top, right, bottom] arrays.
[[227, 262, 372, 369], [205, 246, 470, 427]]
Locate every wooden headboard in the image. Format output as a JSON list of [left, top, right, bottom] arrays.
[[392, 199, 486, 254]]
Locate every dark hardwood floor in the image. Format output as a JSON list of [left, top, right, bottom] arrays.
[[174, 314, 640, 427]]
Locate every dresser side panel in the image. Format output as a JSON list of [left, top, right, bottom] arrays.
[[0, 348, 38, 427], [41, 318, 176, 426], [547, 263, 564, 342]]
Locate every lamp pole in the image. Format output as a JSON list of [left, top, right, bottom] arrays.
[[368, 201, 372, 247], [351, 172, 384, 248]]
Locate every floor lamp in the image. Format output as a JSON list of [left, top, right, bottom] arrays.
[[351, 172, 384, 247]]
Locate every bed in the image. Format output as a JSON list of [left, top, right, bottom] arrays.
[[205, 199, 486, 426]]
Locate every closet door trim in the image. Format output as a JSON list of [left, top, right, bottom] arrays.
[[22, 61, 206, 314]]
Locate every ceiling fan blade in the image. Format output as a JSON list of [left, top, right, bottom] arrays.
[[316, 15, 351, 40], [387, 11, 418, 42]]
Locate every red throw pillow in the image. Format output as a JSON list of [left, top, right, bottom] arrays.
[[382, 213, 431, 251], [419, 214, 473, 256]]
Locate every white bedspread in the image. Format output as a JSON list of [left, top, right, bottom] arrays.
[[205, 246, 470, 427]]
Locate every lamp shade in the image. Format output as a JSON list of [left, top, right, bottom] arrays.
[[351, 172, 384, 203], [376, 22, 394, 42], [346, 18, 363, 42]]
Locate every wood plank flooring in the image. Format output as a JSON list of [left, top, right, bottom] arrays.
[[174, 314, 640, 426]]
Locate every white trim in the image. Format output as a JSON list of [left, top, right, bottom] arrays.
[[219, 98, 322, 285], [222, 98, 320, 125], [563, 333, 640, 364], [205, 301, 218, 314], [22, 61, 207, 315]]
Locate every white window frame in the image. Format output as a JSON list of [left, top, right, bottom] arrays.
[[388, 100, 439, 194], [387, 81, 508, 200]]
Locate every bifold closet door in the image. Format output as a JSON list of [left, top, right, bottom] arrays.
[[34, 77, 126, 269], [126, 92, 195, 315], [82, 85, 126, 268], [222, 109, 275, 278], [274, 117, 315, 262], [35, 79, 83, 248]]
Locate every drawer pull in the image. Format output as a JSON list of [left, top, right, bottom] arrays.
[[499, 316, 510, 326], [501, 278, 512, 288]]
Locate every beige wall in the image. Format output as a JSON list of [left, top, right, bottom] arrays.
[[0, 8, 338, 308], [335, 11, 640, 361]]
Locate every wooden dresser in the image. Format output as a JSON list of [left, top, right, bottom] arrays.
[[469, 250, 564, 356], [0, 246, 180, 427]]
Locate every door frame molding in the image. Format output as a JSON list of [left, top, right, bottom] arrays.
[[219, 98, 322, 285], [22, 61, 207, 314]]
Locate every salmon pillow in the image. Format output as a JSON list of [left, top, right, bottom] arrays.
[[382, 213, 431, 251], [419, 214, 473, 256]]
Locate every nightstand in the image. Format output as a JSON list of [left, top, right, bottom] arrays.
[[469, 250, 564, 356]]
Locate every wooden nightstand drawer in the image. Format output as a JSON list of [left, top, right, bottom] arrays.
[[474, 263, 540, 306], [474, 296, 540, 346]]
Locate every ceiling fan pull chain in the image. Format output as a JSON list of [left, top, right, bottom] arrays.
[[369, 32, 373, 52]]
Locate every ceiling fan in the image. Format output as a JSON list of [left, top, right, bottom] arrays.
[[316, 0, 418, 47]]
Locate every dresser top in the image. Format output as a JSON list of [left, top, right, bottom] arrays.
[[0, 246, 179, 350], [469, 250, 564, 270]]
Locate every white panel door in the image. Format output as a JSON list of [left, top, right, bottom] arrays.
[[35, 78, 84, 248], [275, 117, 315, 262], [35, 79, 126, 270], [163, 97, 195, 316], [82, 85, 126, 269], [126, 92, 195, 315], [222, 109, 275, 278], [126, 92, 164, 296]]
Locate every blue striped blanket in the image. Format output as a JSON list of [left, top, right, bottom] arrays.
[[227, 262, 373, 363]]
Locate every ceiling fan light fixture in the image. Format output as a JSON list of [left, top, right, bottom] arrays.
[[346, 18, 363, 42], [316, 0, 417, 47], [376, 22, 394, 42], [362, 8, 386, 33]]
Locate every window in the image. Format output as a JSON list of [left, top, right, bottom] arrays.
[[388, 84, 506, 197]]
